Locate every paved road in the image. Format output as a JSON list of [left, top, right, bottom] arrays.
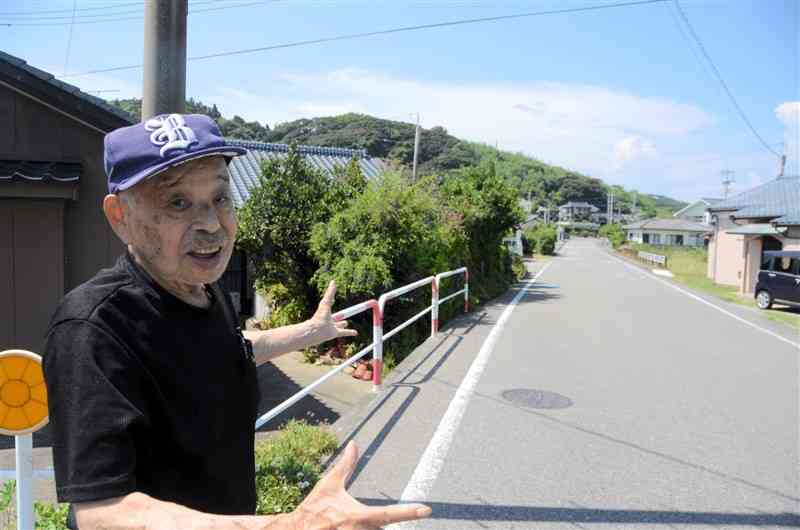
[[340, 238, 799, 529]]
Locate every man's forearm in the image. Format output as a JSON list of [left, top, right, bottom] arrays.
[[243, 320, 326, 366], [74, 491, 292, 530]]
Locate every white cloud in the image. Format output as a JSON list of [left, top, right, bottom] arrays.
[[613, 136, 658, 165], [194, 68, 728, 197]]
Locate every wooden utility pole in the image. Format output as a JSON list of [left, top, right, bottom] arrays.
[[778, 154, 787, 177], [142, 0, 188, 120], [411, 113, 420, 182]]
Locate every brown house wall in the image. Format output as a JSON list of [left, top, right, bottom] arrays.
[[0, 83, 124, 351]]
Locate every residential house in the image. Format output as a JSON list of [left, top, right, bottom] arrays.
[[624, 218, 709, 247], [707, 175, 800, 294], [223, 140, 388, 316], [673, 197, 722, 224], [0, 51, 133, 352], [558, 201, 598, 222]]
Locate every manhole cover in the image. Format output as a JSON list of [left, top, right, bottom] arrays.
[[501, 388, 573, 409]]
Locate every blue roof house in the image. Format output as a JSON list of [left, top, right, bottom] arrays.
[[706, 175, 800, 295]]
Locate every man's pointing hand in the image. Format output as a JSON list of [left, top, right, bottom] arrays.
[[285, 441, 431, 529]]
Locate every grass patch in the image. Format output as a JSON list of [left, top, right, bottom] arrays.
[[621, 244, 800, 329], [254, 420, 338, 515]]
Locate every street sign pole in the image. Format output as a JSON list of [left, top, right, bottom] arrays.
[[15, 434, 32, 530]]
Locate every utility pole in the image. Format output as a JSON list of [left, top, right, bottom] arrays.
[[607, 191, 614, 224], [142, 0, 188, 120], [721, 170, 735, 199], [778, 155, 787, 177], [411, 113, 420, 182]]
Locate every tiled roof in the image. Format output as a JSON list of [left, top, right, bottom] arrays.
[[624, 218, 709, 232], [224, 139, 389, 208], [708, 176, 800, 226], [559, 201, 593, 208], [0, 51, 134, 125], [0, 160, 81, 183]]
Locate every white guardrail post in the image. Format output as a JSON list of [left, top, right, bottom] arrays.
[[16, 434, 33, 530], [371, 303, 384, 392]]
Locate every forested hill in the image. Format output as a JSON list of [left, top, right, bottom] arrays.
[[110, 99, 685, 217]]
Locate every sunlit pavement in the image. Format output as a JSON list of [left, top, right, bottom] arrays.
[[340, 238, 799, 529]]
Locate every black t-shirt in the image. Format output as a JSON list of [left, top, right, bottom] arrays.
[[43, 252, 261, 519]]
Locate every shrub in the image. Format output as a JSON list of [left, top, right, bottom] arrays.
[[511, 255, 526, 280], [254, 420, 338, 515], [599, 223, 626, 248]]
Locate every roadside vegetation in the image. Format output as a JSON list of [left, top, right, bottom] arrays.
[[238, 150, 523, 370], [522, 225, 558, 257], [254, 420, 338, 515], [619, 243, 800, 328]]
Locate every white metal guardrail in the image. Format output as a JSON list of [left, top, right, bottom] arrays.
[[638, 251, 667, 267], [254, 267, 469, 429]]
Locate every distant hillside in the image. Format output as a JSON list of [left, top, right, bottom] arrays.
[[108, 99, 685, 217]]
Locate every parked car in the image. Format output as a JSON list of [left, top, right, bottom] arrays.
[[755, 250, 800, 309]]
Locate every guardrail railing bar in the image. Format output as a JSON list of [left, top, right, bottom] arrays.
[[254, 267, 469, 428], [255, 343, 375, 429], [378, 276, 435, 310], [438, 289, 466, 305], [383, 306, 433, 342]]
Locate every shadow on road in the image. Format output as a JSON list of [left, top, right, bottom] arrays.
[[357, 498, 800, 526]]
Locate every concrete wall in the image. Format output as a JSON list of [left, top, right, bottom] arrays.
[[707, 214, 743, 287]]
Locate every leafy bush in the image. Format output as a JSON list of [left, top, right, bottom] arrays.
[[255, 282, 305, 330], [599, 223, 626, 248], [254, 420, 338, 515], [0, 480, 70, 530], [511, 255, 527, 280], [523, 225, 558, 255], [238, 147, 367, 315]]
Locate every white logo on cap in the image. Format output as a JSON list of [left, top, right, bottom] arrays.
[[145, 114, 198, 157]]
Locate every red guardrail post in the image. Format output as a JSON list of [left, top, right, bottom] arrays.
[[431, 279, 439, 337]]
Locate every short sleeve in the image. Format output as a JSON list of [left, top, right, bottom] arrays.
[[43, 319, 152, 503]]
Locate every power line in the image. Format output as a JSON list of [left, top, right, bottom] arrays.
[[673, 0, 781, 158], [0, 1, 275, 25], [63, 0, 669, 77], [63, 0, 78, 76], [0, 0, 228, 17]]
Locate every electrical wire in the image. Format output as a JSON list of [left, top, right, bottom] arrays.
[[63, 0, 78, 76], [0, 0, 233, 17], [673, 0, 781, 158], [62, 0, 669, 77], [0, 0, 276, 25]]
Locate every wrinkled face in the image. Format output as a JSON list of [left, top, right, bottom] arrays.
[[119, 157, 237, 289]]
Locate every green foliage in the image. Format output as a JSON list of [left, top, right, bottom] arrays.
[[255, 283, 305, 330], [310, 172, 451, 302], [254, 420, 338, 515], [524, 224, 558, 256], [0, 481, 70, 530], [33, 502, 69, 530], [238, 147, 366, 312], [511, 255, 526, 281], [599, 223, 626, 249]]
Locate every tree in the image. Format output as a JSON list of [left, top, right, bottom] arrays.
[[236, 148, 365, 312]]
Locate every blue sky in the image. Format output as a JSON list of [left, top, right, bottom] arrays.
[[2, 0, 798, 200]]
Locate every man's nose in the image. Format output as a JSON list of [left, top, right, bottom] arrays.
[[194, 203, 221, 232]]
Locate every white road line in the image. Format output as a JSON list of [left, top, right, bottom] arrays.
[[396, 262, 553, 525], [609, 253, 799, 349]]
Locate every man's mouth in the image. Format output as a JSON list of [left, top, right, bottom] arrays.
[[188, 245, 223, 260]]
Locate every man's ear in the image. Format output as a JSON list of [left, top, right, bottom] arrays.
[[103, 194, 129, 244]]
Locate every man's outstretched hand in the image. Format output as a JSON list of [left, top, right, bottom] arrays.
[[310, 281, 359, 344], [285, 441, 431, 529]]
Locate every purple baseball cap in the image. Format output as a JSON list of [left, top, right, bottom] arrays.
[[104, 113, 247, 193]]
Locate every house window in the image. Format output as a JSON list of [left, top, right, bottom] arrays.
[[675, 234, 684, 246], [650, 233, 661, 245]]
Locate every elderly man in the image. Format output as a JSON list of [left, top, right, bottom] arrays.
[[43, 114, 430, 529]]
